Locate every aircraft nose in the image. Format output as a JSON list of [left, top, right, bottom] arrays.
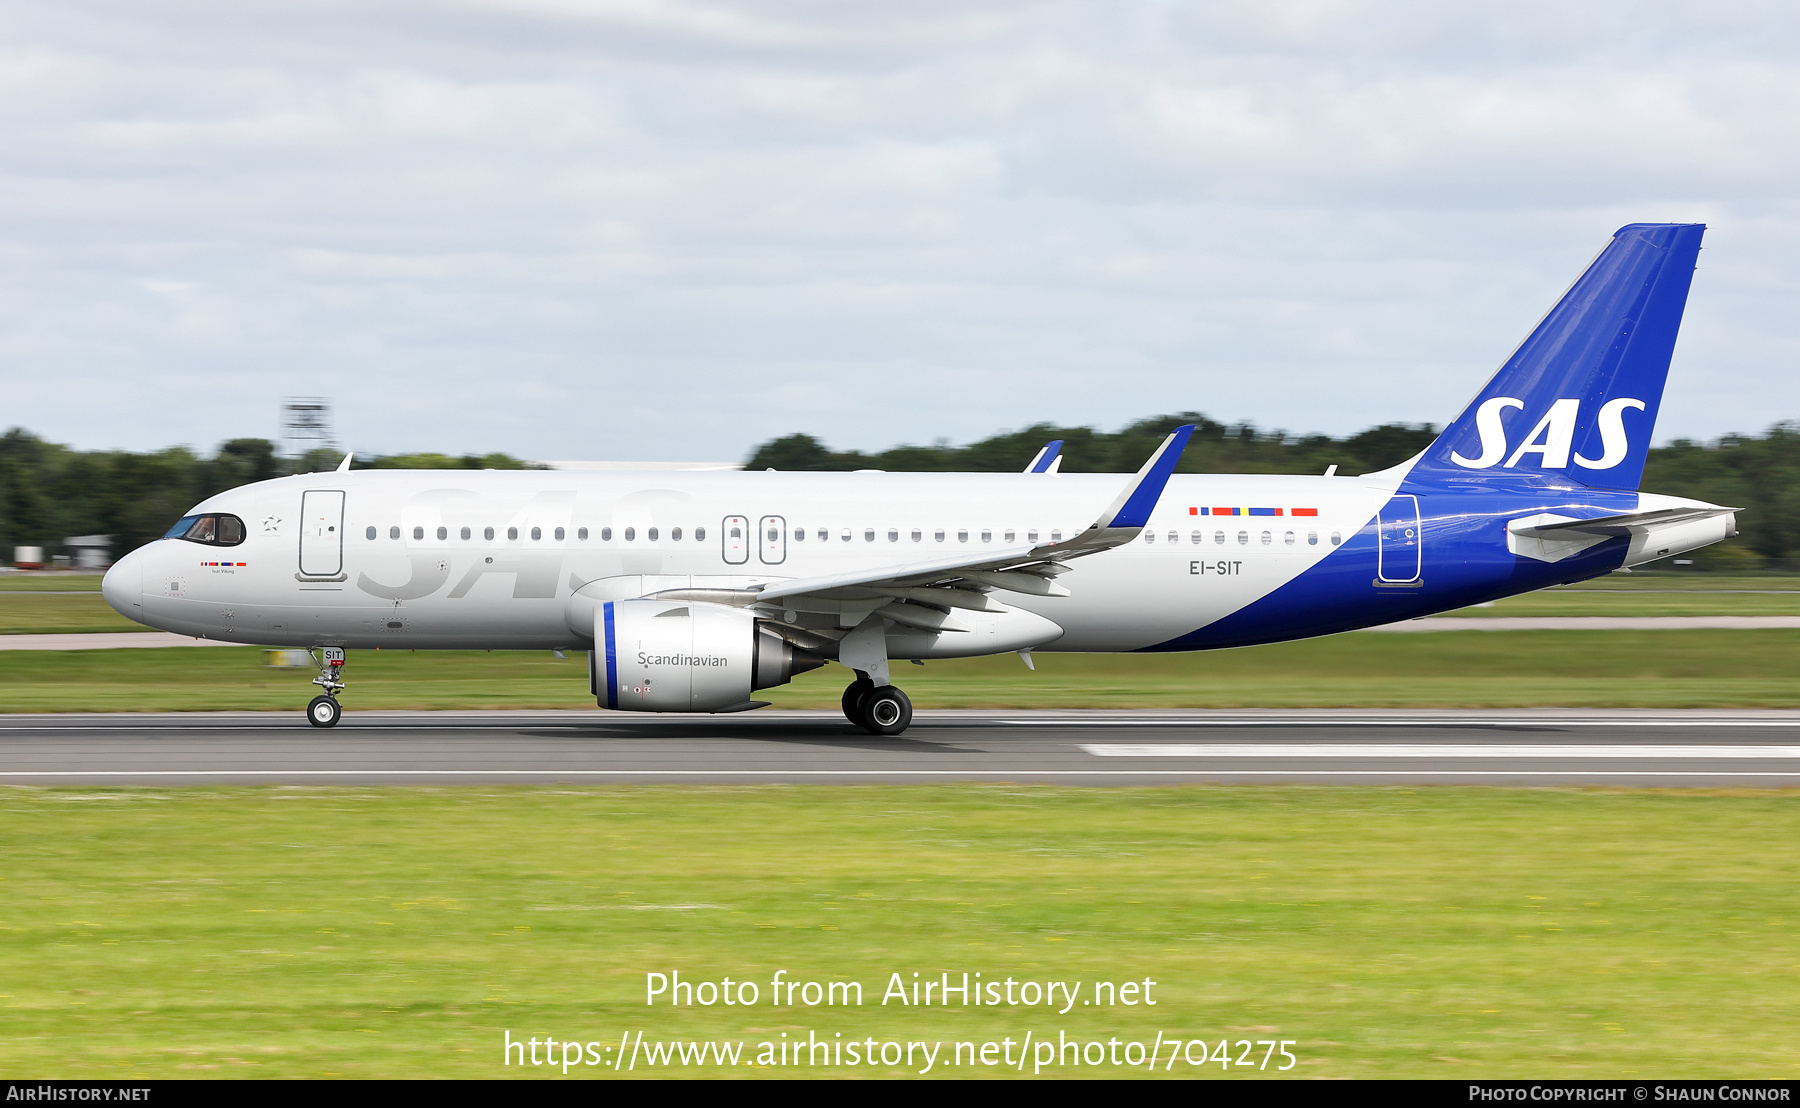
[[101, 548, 145, 623]]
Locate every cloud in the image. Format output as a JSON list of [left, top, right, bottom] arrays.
[[0, 0, 1796, 461]]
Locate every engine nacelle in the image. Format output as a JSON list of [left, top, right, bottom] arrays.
[[594, 599, 823, 712]]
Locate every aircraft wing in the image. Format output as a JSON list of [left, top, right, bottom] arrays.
[[752, 425, 1193, 603]]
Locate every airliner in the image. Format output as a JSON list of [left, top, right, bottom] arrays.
[[102, 223, 1734, 734]]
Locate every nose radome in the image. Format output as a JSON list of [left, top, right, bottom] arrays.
[[101, 549, 145, 623]]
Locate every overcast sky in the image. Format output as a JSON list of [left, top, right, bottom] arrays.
[[3, 1, 1797, 462]]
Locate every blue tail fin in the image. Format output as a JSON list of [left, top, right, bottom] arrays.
[[1406, 223, 1704, 491]]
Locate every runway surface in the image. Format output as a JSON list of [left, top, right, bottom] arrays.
[[3, 709, 1800, 786]]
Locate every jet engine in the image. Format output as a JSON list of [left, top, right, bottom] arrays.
[[593, 599, 823, 712]]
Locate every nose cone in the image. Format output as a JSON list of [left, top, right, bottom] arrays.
[[101, 548, 146, 625]]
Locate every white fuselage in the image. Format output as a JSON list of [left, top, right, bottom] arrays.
[[103, 468, 1403, 653]]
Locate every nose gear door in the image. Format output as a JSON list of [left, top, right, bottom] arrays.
[[299, 490, 346, 577], [1376, 494, 1421, 583]]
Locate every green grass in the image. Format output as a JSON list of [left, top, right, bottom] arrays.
[[7, 630, 1800, 712], [1450, 590, 1800, 617], [0, 785, 1794, 1078], [0, 574, 103, 592], [9, 573, 1800, 639], [0, 593, 146, 634]]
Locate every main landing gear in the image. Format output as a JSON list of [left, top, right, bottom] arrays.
[[842, 677, 913, 736], [306, 647, 347, 728]]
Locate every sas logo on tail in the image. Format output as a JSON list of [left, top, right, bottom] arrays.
[[1450, 397, 1645, 471]]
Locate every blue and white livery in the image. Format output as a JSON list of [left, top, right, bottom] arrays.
[[104, 224, 1733, 733]]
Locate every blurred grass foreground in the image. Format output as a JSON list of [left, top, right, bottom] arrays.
[[1, 785, 1794, 1078]]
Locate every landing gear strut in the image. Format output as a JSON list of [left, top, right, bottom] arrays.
[[307, 647, 346, 728], [836, 618, 914, 735]]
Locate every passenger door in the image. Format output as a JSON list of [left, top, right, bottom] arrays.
[[299, 490, 346, 577]]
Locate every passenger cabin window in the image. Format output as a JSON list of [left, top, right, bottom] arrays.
[[981, 530, 991, 543], [484, 527, 495, 540], [625, 527, 637, 541], [1261, 531, 1272, 545], [864, 529, 875, 542], [911, 529, 922, 542], [461, 526, 471, 540], [507, 527, 519, 540], [816, 529, 827, 542], [695, 526, 706, 541], [1190, 531, 1202, 544], [671, 527, 681, 541], [531, 526, 541, 540], [1330, 531, 1342, 545], [169, 514, 247, 546], [366, 526, 377, 540], [578, 527, 588, 540], [1307, 531, 1318, 545], [1284, 531, 1295, 545], [1238, 531, 1249, 545], [957, 530, 968, 543], [556, 527, 566, 540], [888, 529, 898, 542], [1214, 531, 1225, 544], [1144, 531, 1155, 544], [648, 527, 659, 541], [437, 526, 447, 540], [601, 527, 612, 541], [1051, 530, 1062, 542], [934, 529, 945, 542], [1028, 530, 1038, 543], [794, 528, 805, 541], [1004, 529, 1015, 543], [413, 526, 424, 540], [840, 529, 851, 542]]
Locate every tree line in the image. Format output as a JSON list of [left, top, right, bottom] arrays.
[[0, 430, 536, 560], [752, 414, 1789, 570], [2, 416, 1794, 569]]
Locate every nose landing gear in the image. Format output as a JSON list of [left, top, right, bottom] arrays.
[[307, 695, 341, 728], [306, 647, 347, 728]]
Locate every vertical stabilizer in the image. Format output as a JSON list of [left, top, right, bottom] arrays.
[[1406, 223, 1704, 491]]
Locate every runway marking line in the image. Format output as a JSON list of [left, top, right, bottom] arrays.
[[1, 770, 1799, 778], [1081, 744, 1800, 759], [1008, 719, 1800, 728]]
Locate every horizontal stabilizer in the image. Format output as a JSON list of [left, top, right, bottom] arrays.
[[1508, 505, 1737, 539]]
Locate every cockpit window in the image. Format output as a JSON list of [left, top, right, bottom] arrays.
[[168, 513, 247, 547]]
